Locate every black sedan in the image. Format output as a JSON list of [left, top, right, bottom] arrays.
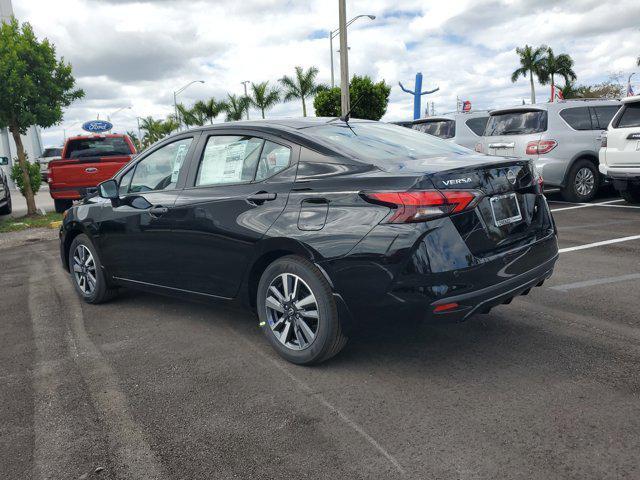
[[59, 118, 558, 365]]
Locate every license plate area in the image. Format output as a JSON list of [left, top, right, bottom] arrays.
[[490, 192, 522, 227]]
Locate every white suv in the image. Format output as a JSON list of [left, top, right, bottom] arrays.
[[411, 111, 489, 149], [599, 95, 640, 203], [476, 99, 621, 202]]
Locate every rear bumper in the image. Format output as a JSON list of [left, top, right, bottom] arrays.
[[50, 186, 98, 200], [598, 165, 640, 185]]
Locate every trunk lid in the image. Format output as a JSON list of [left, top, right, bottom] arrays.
[[480, 108, 547, 159]]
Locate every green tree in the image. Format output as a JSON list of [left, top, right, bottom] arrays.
[[10, 155, 41, 197], [541, 48, 577, 94], [176, 103, 207, 127], [313, 75, 391, 120], [193, 98, 226, 124], [279, 66, 321, 116], [0, 18, 84, 215], [511, 45, 547, 104], [562, 81, 623, 100], [224, 94, 250, 121], [249, 81, 280, 119], [126, 130, 141, 151], [139, 116, 178, 146]]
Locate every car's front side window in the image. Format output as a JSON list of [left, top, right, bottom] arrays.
[[129, 138, 193, 193]]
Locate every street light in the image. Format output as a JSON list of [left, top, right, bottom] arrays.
[[173, 80, 205, 129], [107, 105, 132, 133], [241, 80, 250, 120], [329, 14, 375, 87]]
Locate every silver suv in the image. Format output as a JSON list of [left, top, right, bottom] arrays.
[[476, 99, 621, 202], [411, 111, 489, 149]]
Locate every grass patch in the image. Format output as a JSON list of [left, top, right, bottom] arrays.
[[0, 212, 63, 233]]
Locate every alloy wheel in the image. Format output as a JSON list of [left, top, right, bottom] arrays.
[[575, 167, 595, 197], [72, 244, 97, 295], [265, 273, 319, 351]]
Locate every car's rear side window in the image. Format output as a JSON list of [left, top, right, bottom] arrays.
[[591, 105, 620, 129], [560, 107, 592, 130], [615, 103, 640, 128], [484, 110, 547, 135], [465, 117, 488, 136], [196, 136, 264, 186], [412, 120, 455, 139]]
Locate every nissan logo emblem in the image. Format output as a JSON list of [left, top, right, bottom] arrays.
[[507, 170, 517, 185]]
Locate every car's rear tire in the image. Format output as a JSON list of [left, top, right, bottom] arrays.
[[55, 199, 73, 213], [0, 191, 11, 215], [257, 255, 347, 365], [560, 159, 600, 203], [620, 185, 640, 204], [68, 234, 118, 304]]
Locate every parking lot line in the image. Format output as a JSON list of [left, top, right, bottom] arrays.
[[558, 234, 640, 253], [549, 273, 640, 292], [550, 199, 624, 212]]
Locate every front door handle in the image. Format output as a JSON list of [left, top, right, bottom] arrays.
[[247, 192, 277, 205], [148, 206, 169, 218]]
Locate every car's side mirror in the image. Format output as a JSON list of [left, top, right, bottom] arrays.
[[0, 156, 8, 166], [98, 179, 119, 199]]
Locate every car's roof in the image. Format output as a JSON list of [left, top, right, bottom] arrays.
[[490, 99, 621, 115], [189, 117, 377, 132], [621, 94, 640, 104]]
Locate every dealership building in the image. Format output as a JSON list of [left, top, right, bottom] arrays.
[[1, 0, 44, 185]]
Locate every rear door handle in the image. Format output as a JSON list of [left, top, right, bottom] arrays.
[[148, 206, 169, 217], [247, 192, 277, 205]]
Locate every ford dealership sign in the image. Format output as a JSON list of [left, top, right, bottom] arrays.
[[82, 120, 113, 133]]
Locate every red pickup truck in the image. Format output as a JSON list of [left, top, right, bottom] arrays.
[[48, 134, 136, 212]]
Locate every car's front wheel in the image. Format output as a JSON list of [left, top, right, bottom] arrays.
[[560, 159, 600, 202], [257, 255, 347, 365], [68, 234, 118, 304]]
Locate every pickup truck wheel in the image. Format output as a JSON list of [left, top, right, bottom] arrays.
[[68, 234, 118, 304], [560, 159, 600, 203], [621, 185, 640, 204], [0, 191, 11, 215], [54, 199, 73, 213]]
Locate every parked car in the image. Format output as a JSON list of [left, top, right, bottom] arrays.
[[0, 156, 11, 215], [411, 111, 490, 149], [48, 134, 136, 213], [476, 99, 621, 202], [59, 119, 558, 365], [599, 95, 640, 203], [37, 146, 62, 182]]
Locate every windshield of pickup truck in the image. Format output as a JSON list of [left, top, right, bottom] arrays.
[[66, 137, 132, 159]]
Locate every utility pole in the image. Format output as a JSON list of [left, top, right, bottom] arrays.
[[338, 0, 350, 116], [241, 81, 250, 120]]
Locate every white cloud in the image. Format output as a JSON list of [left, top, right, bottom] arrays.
[[12, 0, 640, 147]]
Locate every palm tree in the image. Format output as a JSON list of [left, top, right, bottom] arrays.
[[176, 104, 207, 127], [224, 94, 250, 121], [139, 116, 179, 146], [542, 48, 577, 95], [511, 45, 548, 104], [126, 130, 141, 151], [193, 98, 226, 124], [279, 66, 321, 116], [249, 81, 280, 119]]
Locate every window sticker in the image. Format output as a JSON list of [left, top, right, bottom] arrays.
[[199, 140, 248, 185], [171, 143, 189, 182]]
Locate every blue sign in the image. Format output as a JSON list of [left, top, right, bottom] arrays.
[[82, 120, 113, 133]]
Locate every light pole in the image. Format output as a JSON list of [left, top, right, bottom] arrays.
[[329, 14, 375, 88], [338, 0, 349, 116], [241, 80, 250, 120], [173, 80, 205, 130], [107, 106, 132, 132]]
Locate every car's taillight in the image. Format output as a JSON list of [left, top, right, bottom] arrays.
[[601, 132, 607, 148], [526, 140, 557, 155], [362, 190, 483, 223], [474, 143, 483, 153]]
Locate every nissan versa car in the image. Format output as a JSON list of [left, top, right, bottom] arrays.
[[59, 119, 559, 365]]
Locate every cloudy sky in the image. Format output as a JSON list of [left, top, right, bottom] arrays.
[[13, 0, 640, 147]]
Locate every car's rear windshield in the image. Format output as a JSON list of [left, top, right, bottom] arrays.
[[615, 102, 640, 128], [412, 120, 456, 139], [304, 122, 470, 162], [42, 148, 62, 158], [65, 137, 132, 159], [484, 110, 548, 136]]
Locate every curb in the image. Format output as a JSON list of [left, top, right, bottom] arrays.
[[48, 220, 62, 229]]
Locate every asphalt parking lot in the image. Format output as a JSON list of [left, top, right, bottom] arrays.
[[1, 190, 639, 480]]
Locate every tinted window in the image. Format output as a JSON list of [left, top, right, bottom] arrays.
[[42, 148, 62, 157], [255, 141, 291, 181], [119, 167, 134, 196], [465, 117, 489, 136], [65, 137, 132, 159], [560, 107, 592, 130], [129, 138, 192, 192], [484, 110, 547, 135], [196, 136, 263, 186], [306, 122, 470, 162], [412, 120, 455, 139], [615, 103, 640, 128], [592, 105, 620, 129]]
